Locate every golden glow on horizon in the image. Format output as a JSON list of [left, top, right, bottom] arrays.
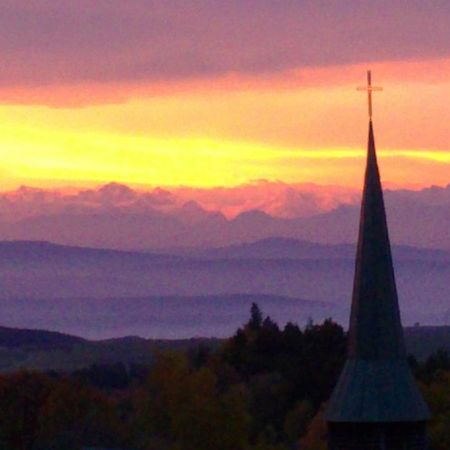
[[0, 58, 449, 191]]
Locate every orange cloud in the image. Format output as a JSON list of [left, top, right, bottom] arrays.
[[0, 58, 448, 191], [1, 57, 450, 108]]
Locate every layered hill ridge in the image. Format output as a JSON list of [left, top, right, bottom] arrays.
[[0, 238, 448, 263], [0, 239, 447, 340], [0, 182, 448, 250]]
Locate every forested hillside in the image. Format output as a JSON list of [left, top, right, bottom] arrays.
[[0, 305, 448, 450]]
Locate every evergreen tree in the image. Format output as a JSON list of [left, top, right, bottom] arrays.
[[249, 303, 263, 330]]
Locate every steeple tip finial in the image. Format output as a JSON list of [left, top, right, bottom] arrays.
[[357, 70, 383, 120]]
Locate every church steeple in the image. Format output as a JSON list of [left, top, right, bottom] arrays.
[[325, 73, 430, 449], [347, 120, 406, 361]]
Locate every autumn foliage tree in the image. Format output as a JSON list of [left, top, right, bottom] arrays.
[[0, 372, 52, 450], [0, 372, 125, 450], [0, 305, 448, 450], [132, 351, 251, 450]]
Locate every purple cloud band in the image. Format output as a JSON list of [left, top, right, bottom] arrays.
[[0, 1, 449, 86]]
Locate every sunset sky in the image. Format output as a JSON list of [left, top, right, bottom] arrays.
[[1, 1, 449, 191]]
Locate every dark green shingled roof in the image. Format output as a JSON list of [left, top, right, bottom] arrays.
[[325, 121, 430, 423]]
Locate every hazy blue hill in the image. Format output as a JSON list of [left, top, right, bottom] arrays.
[[0, 240, 177, 267], [1, 238, 449, 264], [0, 240, 447, 335], [294, 196, 450, 250], [185, 237, 450, 261], [0, 212, 192, 251], [185, 237, 355, 260], [0, 325, 85, 349], [0, 294, 336, 341]]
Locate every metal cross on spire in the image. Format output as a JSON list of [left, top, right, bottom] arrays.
[[357, 70, 382, 121]]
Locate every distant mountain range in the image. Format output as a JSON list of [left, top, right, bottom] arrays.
[[175, 236, 450, 262], [1, 237, 449, 263], [0, 182, 448, 250], [0, 239, 448, 338]]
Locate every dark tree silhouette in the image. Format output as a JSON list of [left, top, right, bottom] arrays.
[[249, 302, 263, 330]]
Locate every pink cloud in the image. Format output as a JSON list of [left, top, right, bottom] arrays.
[[0, 1, 449, 92]]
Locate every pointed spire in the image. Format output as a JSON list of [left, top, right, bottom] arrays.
[[325, 120, 430, 422], [347, 120, 405, 360]]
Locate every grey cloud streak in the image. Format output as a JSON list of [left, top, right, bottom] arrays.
[[0, 1, 450, 86]]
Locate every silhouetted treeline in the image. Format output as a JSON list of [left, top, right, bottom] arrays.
[[0, 304, 449, 450], [0, 326, 84, 349]]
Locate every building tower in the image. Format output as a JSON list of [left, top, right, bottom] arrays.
[[325, 72, 430, 449]]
